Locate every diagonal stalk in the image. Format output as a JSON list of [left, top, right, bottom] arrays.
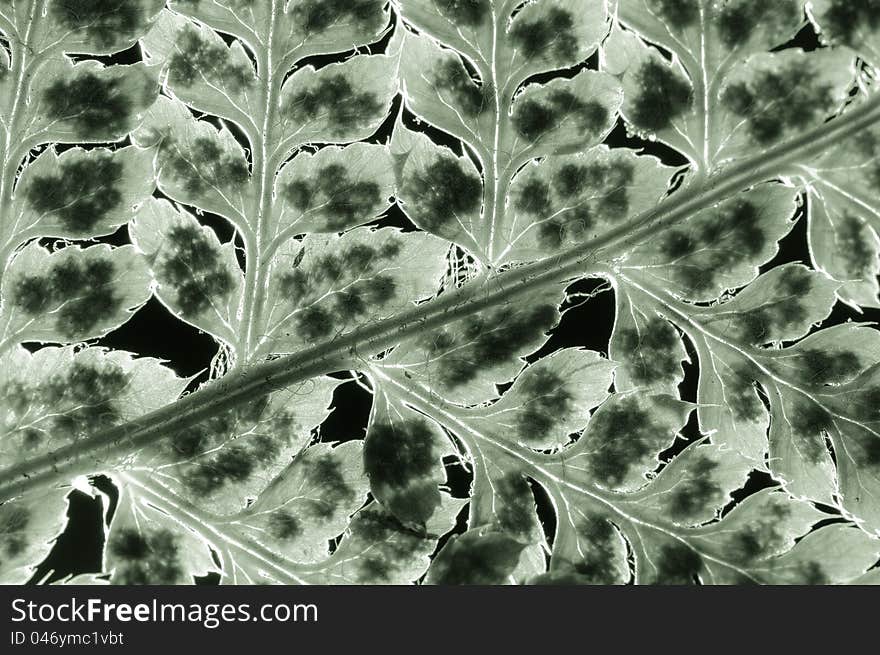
[[1, 92, 879, 504]]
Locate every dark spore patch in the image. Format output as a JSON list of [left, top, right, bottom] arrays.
[[267, 509, 302, 541], [514, 178, 551, 216], [838, 214, 875, 277], [727, 503, 789, 563], [513, 89, 608, 141], [163, 135, 249, 195], [616, 317, 681, 385], [654, 542, 701, 584], [364, 419, 437, 491], [25, 153, 124, 232], [796, 349, 861, 385], [183, 445, 255, 495], [283, 163, 383, 229], [789, 400, 832, 463], [722, 62, 834, 145], [158, 224, 234, 316], [727, 367, 765, 422], [295, 306, 334, 341], [168, 27, 253, 92], [427, 303, 558, 389], [433, 0, 490, 27], [648, 0, 699, 28], [554, 163, 587, 198], [572, 514, 620, 584], [510, 7, 578, 62], [797, 560, 829, 585], [50, 0, 143, 47], [668, 456, 722, 521], [630, 59, 693, 132], [408, 157, 482, 232], [44, 73, 135, 136], [109, 527, 184, 584], [291, 0, 384, 34], [493, 472, 535, 537], [716, 2, 801, 49], [432, 58, 490, 115], [286, 73, 383, 135], [585, 397, 662, 487], [109, 528, 149, 559], [821, 0, 880, 47], [516, 369, 574, 444], [13, 256, 122, 338], [429, 532, 525, 584], [661, 199, 767, 294], [305, 454, 356, 518]]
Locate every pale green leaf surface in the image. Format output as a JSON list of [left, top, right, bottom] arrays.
[[0, 345, 187, 468], [466, 348, 616, 450], [0, 487, 69, 584], [7, 145, 155, 244], [227, 441, 370, 564], [272, 143, 395, 239], [376, 287, 565, 406], [130, 376, 339, 515], [0, 243, 152, 348], [259, 227, 449, 356], [130, 197, 244, 346]]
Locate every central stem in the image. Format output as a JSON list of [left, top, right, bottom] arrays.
[[0, 90, 878, 505]]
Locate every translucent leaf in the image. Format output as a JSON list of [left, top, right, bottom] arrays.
[[802, 121, 880, 307], [606, 3, 856, 170], [259, 227, 448, 356], [610, 293, 688, 397], [277, 51, 399, 152], [8, 145, 154, 243], [503, 147, 673, 264], [4, 0, 880, 587], [228, 442, 370, 564], [272, 143, 395, 238], [466, 348, 616, 450], [142, 10, 259, 127], [621, 186, 800, 301], [558, 393, 692, 492], [696, 264, 840, 346], [134, 97, 253, 225], [392, 123, 485, 256], [23, 59, 159, 148], [131, 376, 339, 514], [130, 198, 243, 345], [364, 397, 450, 529], [1, 242, 152, 347], [0, 487, 69, 584], [376, 287, 565, 406], [0, 346, 187, 467], [103, 482, 218, 585], [42, 0, 166, 55]]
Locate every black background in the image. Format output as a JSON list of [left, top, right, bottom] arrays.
[[22, 13, 880, 584]]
